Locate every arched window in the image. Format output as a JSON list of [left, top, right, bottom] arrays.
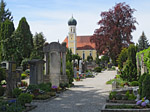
[[90, 51, 92, 56], [83, 51, 85, 60]]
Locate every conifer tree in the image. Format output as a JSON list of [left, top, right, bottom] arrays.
[[138, 32, 149, 51], [16, 17, 33, 59], [0, 0, 13, 61], [0, 19, 14, 61]]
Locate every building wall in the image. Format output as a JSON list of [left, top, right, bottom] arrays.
[[76, 50, 97, 60]]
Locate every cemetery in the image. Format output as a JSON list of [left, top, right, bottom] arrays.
[[0, 1, 150, 112]]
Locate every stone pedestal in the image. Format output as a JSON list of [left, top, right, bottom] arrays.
[[29, 59, 45, 85]]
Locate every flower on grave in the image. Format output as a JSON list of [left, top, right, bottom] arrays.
[[8, 99, 16, 104], [136, 100, 142, 105], [52, 85, 58, 89], [136, 97, 150, 107], [141, 102, 146, 107]]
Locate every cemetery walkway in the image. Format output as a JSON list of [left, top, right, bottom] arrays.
[[30, 70, 116, 112]]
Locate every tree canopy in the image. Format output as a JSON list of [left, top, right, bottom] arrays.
[[90, 2, 137, 64]]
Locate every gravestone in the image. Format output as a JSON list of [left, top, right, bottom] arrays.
[[79, 60, 82, 74], [1, 61, 17, 97], [43, 42, 68, 86], [29, 59, 45, 85]]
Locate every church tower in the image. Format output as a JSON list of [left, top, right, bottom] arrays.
[[68, 16, 77, 54]]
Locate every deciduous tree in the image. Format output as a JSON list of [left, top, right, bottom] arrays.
[[90, 2, 137, 64]]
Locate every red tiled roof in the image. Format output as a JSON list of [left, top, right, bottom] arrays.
[[63, 35, 95, 50]]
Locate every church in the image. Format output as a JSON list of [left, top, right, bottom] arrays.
[[63, 16, 97, 60]]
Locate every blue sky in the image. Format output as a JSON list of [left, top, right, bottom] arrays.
[[4, 0, 150, 43]]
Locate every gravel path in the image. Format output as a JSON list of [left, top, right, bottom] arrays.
[[30, 70, 116, 112]]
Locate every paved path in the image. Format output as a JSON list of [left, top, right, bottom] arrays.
[[30, 70, 116, 112]]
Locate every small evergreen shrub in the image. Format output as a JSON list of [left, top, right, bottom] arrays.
[[12, 88, 22, 98], [94, 67, 102, 72], [18, 93, 32, 106]]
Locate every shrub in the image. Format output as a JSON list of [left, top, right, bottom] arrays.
[[109, 91, 117, 100], [142, 74, 150, 99], [12, 88, 22, 98], [87, 56, 93, 62], [94, 67, 102, 72], [6, 102, 24, 112], [66, 61, 74, 84], [35, 94, 50, 100], [0, 86, 5, 96], [128, 93, 136, 100], [125, 90, 130, 98], [130, 81, 139, 86], [18, 93, 32, 106], [38, 83, 51, 92], [115, 94, 122, 100]]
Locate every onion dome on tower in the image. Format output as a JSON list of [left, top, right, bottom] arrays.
[[68, 16, 77, 26]]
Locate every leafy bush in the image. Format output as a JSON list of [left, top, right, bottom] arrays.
[[125, 90, 130, 98], [0, 86, 5, 96], [35, 94, 50, 100], [109, 91, 117, 100], [115, 94, 122, 100], [111, 66, 116, 70], [6, 102, 24, 112], [128, 93, 136, 100], [87, 56, 93, 62], [12, 88, 22, 98], [66, 61, 73, 84], [130, 81, 139, 86], [142, 74, 150, 99], [94, 67, 102, 72], [38, 83, 51, 92], [18, 93, 32, 106]]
